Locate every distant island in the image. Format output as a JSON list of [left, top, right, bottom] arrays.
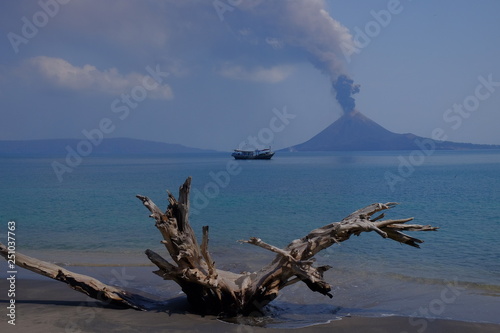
[[0, 138, 212, 156], [4, 113, 499, 156], [289, 110, 500, 151]]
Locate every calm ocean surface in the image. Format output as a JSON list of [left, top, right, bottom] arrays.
[[1, 150, 499, 325]]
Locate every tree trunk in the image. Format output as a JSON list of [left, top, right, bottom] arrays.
[[0, 177, 438, 317], [0, 243, 158, 310]]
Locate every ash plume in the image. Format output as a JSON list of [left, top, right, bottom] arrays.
[[151, 0, 363, 113], [240, 1, 354, 74], [333, 75, 360, 114], [232, 1, 360, 113]]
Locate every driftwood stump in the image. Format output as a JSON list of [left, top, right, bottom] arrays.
[[0, 177, 438, 316]]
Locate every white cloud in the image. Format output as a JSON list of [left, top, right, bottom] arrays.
[[26, 56, 174, 100], [216, 63, 294, 83]]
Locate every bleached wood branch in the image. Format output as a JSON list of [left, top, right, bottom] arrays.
[[0, 243, 157, 310]]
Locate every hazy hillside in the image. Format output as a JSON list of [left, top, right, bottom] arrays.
[[0, 138, 211, 156]]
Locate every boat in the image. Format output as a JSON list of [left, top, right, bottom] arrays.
[[231, 147, 275, 160]]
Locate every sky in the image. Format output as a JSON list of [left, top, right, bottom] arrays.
[[1, 0, 499, 151]]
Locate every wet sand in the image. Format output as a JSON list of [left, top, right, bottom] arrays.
[[1, 277, 499, 333]]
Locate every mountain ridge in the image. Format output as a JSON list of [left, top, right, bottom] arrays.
[[0, 137, 213, 156]]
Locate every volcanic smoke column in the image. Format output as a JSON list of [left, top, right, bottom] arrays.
[[333, 75, 360, 114], [219, 1, 362, 114]]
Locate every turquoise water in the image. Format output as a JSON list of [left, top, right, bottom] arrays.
[[1, 151, 499, 324]]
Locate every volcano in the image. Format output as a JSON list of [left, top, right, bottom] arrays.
[[290, 110, 498, 151]]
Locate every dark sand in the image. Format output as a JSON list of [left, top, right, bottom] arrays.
[[1, 277, 499, 333]]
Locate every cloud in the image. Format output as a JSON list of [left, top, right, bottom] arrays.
[[9, 1, 355, 86], [25, 56, 173, 100], [216, 63, 294, 83], [3, 0, 357, 112], [55, 1, 354, 81]]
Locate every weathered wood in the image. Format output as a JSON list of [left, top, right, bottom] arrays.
[[0, 243, 157, 310], [136, 177, 438, 315], [0, 177, 439, 317]]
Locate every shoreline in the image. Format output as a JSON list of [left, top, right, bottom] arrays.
[[1, 277, 499, 332]]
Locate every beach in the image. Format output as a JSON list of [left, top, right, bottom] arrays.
[[1, 275, 499, 333], [1, 258, 500, 333]]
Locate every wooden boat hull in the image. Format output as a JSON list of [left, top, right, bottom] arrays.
[[232, 152, 274, 160]]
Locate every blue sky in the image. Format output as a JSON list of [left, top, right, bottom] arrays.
[[1, 0, 499, 150]]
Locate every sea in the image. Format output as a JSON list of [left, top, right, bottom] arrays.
[[1, 150, 499, 328]]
